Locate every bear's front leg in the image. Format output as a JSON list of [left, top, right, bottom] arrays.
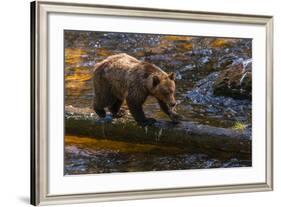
[[126, 99, 156, 126], [157, 99, 181, 123]]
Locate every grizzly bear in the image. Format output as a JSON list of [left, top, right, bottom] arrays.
[[92, 53, 180, 125]]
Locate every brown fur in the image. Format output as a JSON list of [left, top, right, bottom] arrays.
[[92, 53, 179, 125]]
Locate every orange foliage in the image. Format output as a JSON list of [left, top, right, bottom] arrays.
[[65, 71, 92, 82], [179, 42, 193, 50], [65, 48, 87, 66], [96, 48, 114, 57], [161, 36, 193, 41], [210, 38, 236, 48]]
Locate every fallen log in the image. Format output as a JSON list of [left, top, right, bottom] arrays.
[[65, 106, 251, 157]]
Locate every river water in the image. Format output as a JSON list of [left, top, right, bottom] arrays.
[[64, 31, 252, 174]]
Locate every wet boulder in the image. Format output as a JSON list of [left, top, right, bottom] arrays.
[[213, 62, 252, 100], [185, 71, 251, 123]]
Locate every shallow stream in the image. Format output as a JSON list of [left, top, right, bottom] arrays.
[[64, 31, 252, 174]]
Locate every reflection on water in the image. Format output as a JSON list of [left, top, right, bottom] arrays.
[[65, 136, 251, 175]]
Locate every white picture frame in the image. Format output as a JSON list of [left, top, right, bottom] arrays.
[[31, 0, 273, 205]]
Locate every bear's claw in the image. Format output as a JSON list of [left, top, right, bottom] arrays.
[[170, 112, 182, 124]]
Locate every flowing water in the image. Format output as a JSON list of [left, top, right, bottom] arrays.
[[65, 135, 251, 175], [64, 31, 252, 174]]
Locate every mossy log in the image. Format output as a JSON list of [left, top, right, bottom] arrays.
[[65, 106, 251, 156]]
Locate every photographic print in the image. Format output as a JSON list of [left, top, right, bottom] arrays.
[[64, 31, 252, 175], [31, 2, 273, 205]]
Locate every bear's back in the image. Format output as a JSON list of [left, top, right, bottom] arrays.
[[102, 53, 139, 69], [93, 53, 166, 83]]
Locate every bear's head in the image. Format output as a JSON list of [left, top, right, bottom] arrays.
[[148, 72, 177, 108]]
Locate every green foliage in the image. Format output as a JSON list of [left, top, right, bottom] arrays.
[[232, 121, 246, 131]]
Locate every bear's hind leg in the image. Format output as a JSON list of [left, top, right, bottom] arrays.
[[93, 98, 106, 118], [94, 105, 106, 118], [108, 99, 125, 118], [93, 79, 112, 118]]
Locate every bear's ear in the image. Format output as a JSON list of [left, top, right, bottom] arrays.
[[168, 72, 176, 81], [152, 75, 160, 87]]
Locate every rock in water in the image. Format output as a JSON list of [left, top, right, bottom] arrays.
[[213, 62, 252, 100]]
